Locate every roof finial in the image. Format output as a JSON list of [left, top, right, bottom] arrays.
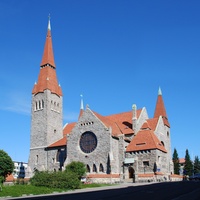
[[48, 14, 51, 30], [80, 94, 84, 110], [158, 86, 162, 96]]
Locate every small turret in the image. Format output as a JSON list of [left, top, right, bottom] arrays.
[[132, 104, 137, 134], [78, 94, 84, 119]]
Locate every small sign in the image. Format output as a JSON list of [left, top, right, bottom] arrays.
[[124, 158, 134, 164]]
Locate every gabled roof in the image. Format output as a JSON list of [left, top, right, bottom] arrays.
[[93, 109, 142, 136], [145, 118, 159, 130], [126, 129, 167, 153]]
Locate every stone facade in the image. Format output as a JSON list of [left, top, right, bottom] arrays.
[[27, 19, 174, 183], [28, 90, 63, 176]]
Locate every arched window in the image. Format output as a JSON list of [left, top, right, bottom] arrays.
[[56, 150, 60, 162], [99, 163, 104, 172], [86, 165, 90, 173], [39, 101, 41, 109], [36, 155, 38, 164], [93, 164, 97, 173], [161, 141, 165, 146]]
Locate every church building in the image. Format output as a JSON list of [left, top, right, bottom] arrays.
[[27, 18, 174, 183]]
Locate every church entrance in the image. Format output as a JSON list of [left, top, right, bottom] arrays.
[[128, 167, 135, 183]]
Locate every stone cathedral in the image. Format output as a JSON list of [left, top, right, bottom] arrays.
[[27, 19, 174, 183]]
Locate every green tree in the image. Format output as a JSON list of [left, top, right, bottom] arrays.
[[172, 148, 180, 174], [0, 149, 14, 182], [194, 156, 200, 174], [65, 161, 86, 179], [183, 149, 193, 176]]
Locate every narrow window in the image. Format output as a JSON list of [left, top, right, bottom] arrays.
[[42, 100, 44, 108], [86, 165, 90, 173], [56, 150, 60, 162], [35, 102, 38, 111], [93, 164, 97, 172], [36, 155, 38, 164], [99, 163, 104, 172]]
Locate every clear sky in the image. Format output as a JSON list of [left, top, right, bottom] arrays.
[[0, 0, 200, 163]]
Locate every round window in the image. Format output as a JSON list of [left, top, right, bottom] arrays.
[[79, 131, 97, 153]]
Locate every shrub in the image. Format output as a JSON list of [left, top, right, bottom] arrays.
[[65, 161, 86, 180], [30, 171, 80, 190]]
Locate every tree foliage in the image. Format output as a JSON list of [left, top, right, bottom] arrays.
[[65, 161, 86, 179], [172, 148, 180, 174], [194, 156, 200, 174], [30, 170, 81, 189], [0, 149, 14, 182], [183, 149, 193, 176]]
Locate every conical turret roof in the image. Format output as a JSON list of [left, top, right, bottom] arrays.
[[154, 87, 169, 127]]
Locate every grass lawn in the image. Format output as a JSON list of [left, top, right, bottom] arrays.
[[0, 183, 112, 198]]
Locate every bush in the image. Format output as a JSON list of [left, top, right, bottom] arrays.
[[65, 161, 86, 180], [30, 171, 80, 190]]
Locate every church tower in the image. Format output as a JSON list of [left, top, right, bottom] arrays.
[[154, 87, 173, 173], [28, 18, 63, 174]]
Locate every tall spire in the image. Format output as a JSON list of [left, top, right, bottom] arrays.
[[32, 17, 62, 96], [40, 15, 56, 68], [154, 87, 170, 127], [78, 94, 84, 119]]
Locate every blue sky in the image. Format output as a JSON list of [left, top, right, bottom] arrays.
[[0, 0, 200, 162]]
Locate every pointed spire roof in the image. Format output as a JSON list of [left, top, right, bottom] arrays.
[[78, 94, 84, 119], [40, 16, 56, 68], [154, 87, 170, 127], [32, 17, 62, 96], [154, 87, 167, 119]]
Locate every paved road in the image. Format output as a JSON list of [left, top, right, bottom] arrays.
[[3, 181, 200, 200]]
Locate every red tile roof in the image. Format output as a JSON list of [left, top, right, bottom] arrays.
[[126, 129, 167, 153], [154, 91, 170, 127], [145, 118, 159, 130], [32, 66, 62, 96], [87, 174, 120, 178], [5, 174, 14, 182], [48, 137, 66, 148], [63, 122, 76, 136], [93, 110, 142, 136], [32, 19, 62, 96], [179, 158, 185, 164], [40, 20, 55, 68], [138, 173, 154, 177]]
